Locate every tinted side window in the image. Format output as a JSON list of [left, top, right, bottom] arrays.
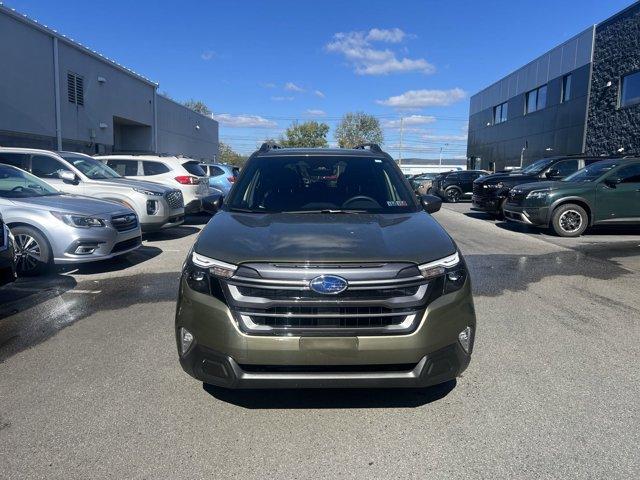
[[210, 166, 225, 177], [616, 164, 640, 183], [107, 160, 138, 176], [0, 153, 29, 170], [143, 161, 170, 176], [552, 160, 579, 177], [182, 161, 206, 176], [31, 155, 70, 179]]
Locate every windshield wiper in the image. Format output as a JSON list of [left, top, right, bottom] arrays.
[[227, 207, 258, 213], [281, 209, 367, 214]]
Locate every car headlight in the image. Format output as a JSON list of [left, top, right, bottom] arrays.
[[133, 187, 164, 196], [418, 251, 468, 294], [526, 190, 550, 200], [183, 251, 237, 301], [51, 211, 106, 228], [484, 182, 504, 189]]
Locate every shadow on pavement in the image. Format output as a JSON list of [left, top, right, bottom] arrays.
[[60, 245, 163, 275], [203, 379, 456, 409], [144, 226, 201, 242]]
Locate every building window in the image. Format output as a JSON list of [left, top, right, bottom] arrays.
[[525, 84, 547, 114], [620, 71, 640, 108], [493, 102, 508, 124], [67, 72, 84, 106], [562, 74, 572, 103]]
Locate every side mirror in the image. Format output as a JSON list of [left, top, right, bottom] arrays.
[[604, 177, 622, 188], [420, 194, 442, 214], [545, 169, 561, 179], [202, 192, 223, 214], [58, 170, 79, 184]]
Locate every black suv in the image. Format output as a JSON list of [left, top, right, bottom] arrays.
[[432, 170, 487, 203], [175, 144, 476, 389], [472, 156, 603, 217]]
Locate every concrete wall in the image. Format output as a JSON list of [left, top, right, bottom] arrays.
[[157, 95, 218, 161], [0, 12, 57, 145], [467, 28, 595, 170], [57, 42, 155, 150], [585, 2, 640, 156], [0, 5, 218, 160]]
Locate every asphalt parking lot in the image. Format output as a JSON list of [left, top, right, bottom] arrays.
[[1, 205, 639, 479]]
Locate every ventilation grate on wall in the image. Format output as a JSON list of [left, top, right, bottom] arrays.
[[67, 72, 84, 106]]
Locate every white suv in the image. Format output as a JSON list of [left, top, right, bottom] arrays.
[[96, 155, 211, 213], [0, 148, 185, 232]]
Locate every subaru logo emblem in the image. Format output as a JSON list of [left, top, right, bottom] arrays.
[[309, 275, 348, 295]]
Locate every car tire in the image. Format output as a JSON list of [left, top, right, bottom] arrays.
[[445, 187, 462, 203], [11, 226, 52, 276], [426, 187, 432, 194], [550, 204, 589, 237]]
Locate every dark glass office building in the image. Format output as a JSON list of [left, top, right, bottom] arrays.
[[467, 2, 640, 171]]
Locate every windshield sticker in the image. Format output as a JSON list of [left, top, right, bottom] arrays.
[[387, 200, 408, 207]]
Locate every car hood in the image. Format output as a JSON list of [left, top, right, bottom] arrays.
[[91, 177, 172, 193], [8, 194, 133, 216], [475, 172, 538, 186], [195, 211, 457, 265], [510, 180, 569, 193]]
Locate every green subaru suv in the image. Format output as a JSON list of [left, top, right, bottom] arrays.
[[504, 158, 640, 237], [175, 144, 476, 389]]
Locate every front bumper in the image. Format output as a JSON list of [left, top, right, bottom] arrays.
[[503, 204, 549, 226], [175, 277, 476, 388], [52, 225, 142, 264], [180, 343, 470, 389], [471, 194, 503, 214], [0, 230, 16, 286]]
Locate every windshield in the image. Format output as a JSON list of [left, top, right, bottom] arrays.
[[0, 165, 60, 198], [520, 158, 556, 174], [59, 154, 121, 180], [225, 155, 419, 214], [563, 160, 620, 182]]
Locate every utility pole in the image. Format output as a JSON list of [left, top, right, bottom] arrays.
[[439, 143, 448, 165], [398, 116, 404, 166]]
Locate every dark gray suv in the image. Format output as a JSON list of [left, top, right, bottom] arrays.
[[175, 144, 476, 389]]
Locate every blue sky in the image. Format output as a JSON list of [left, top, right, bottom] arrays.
[[7, 0, 634, 158]]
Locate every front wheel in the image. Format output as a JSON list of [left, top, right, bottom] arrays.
[[445, 188, 461, 203], [550, 204, 588, 237], [11, 226, 52, 276]]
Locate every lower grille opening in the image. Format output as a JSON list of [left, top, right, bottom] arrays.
[[111, 237, 141, 254], [239, 363, 418, 373], [248, 315, 410, 329]]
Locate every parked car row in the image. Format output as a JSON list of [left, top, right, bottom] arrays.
[[0, 147, 237, 276]]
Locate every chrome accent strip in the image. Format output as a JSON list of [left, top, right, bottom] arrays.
[[192, 252, 238, 271], [504, 210, 533, 225], [227, 275, 427, 289], [227, 284, 429, 308], [418, 252, 459, 273], [238, 311, 416, 319], [238, 314, 417, 333]]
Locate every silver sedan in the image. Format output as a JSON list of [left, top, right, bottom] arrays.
[[0, 164, 141, 275]]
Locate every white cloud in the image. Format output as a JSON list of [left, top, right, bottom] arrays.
[[314, 90, 325, 98], [325, 28, 434, 76], [271, 96, 294, 102], [212, 113, 277, 128], [366, 28, 406, 43], [376, 88, 466, 108], [200, 50, 215, 61], [383, 115, 436, 129], [306, 109, 326, 116], [285, 82, 305, 92]]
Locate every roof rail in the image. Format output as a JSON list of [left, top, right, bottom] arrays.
[[259, 142, 282, 152], [353, 143, 382, 153]]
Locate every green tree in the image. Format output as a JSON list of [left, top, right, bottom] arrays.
[[279, 121, 329, 148], [218, 142, 247, 167], [183, 99, 212, 116], [335, 112, 383, 148]]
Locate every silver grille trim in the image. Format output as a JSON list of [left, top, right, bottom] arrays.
[[239, 314, 418, 334]]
